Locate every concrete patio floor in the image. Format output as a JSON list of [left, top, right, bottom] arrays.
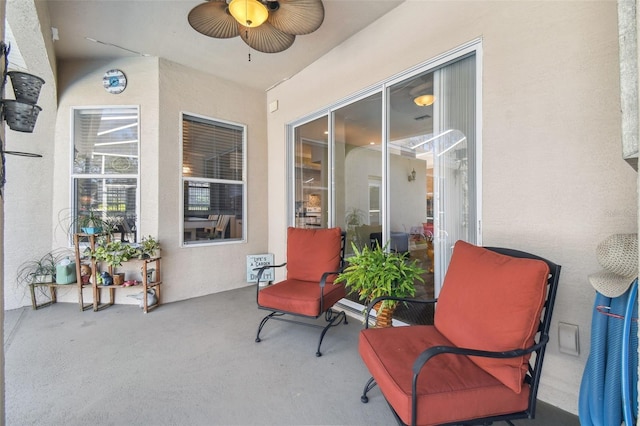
[[4, 285, 579, 425]]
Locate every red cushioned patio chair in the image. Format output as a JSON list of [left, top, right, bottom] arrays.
[[255, 227, 348, 357], [359, 240, 561, 426]]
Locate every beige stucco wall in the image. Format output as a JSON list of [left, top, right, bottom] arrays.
[[5, 55, 268, 308], [3, 0, 58, 311], [156, 58, 269, 303], [266, 0, 636, 414]]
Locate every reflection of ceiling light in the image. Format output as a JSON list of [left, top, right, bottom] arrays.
[[97, 122, 137, 136], [95, 140, 138, 146], [369, 142, 375, 145], [93, 153, 139, 158], [101, 115, 138, 121], [414, 94, 435, 107], [410, 129, 454, 150], [188, 0, 325, 54], [228, 0, 268, 27]]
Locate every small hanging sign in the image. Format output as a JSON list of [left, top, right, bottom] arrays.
[[246, 253, 275, 283]]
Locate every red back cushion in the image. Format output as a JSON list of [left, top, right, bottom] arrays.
[[435, 240, 549, 393], [287, 227, 342, 282]]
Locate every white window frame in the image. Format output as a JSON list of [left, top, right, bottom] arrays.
[[69, 105, 141, 244], [179, 111, 247, 247]]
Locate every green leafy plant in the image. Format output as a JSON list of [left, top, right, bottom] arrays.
[[16, 249, 71, 286], [89, 239, 139, 268], [88, 236, 160, 267], [345, 208, 365, 228], [138, 235, 161, 258], [77, 209, 115, 234], [59, 208, 115, 237], [335, 242, 425, 311]]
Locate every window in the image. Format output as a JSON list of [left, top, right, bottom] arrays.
[[181, 113, 246, 245], [368, 177, 381, 226], [71, 107, 139, 242]]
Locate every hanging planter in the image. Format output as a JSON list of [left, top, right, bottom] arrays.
[[8, 71, 45, 104], [2, 100, 42, 133]]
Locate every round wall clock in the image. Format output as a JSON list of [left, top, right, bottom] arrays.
[[102, 69, 127, 94]]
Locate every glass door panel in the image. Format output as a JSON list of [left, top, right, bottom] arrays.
[[432, 55, 477, 297], [333, 92, 383, 256], [293, 116, 329, 228], [387, 71, 437, 324]]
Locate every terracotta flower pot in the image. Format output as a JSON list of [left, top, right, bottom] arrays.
[[373, 301, 396, 328], [113, 273, 125, 286]]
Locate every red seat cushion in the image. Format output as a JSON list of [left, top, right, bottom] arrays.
[[258, 279, 346, 317], [286, 227, 342, 282], [435, 241, 549, 393], [359, 325, 530, 426]]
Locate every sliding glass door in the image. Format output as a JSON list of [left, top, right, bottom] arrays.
[[289, 42, 481, 322]]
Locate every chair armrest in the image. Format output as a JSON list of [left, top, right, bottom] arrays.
[[364, 296, 438, 329], [255, 262, 286, 286], [408, 334, 549, 426], [319, 269, 344, 288], [318, 269, 344, 314], [255, 262, 286, 304], [412, 334, 549, 376]]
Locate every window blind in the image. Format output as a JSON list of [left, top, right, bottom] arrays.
[[183, 115, 243, 181]]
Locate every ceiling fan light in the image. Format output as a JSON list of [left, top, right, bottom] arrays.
[[414, 94, 435, 107], [229, 0, 269, 28]]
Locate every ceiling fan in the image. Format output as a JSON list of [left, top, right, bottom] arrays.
[[188, 0, 324, 54]]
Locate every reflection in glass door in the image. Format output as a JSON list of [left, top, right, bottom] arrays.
[[333, 92, 382, 256], [293, 116, 329, 229], [387, 54, 476, 312]]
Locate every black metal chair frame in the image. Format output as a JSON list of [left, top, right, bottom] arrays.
[[360, 246, 561, 426], [254, 231, 348, 357]]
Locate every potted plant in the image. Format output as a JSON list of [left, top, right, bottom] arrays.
[[335, 242, 425, 327], [137, 235, 161, 258], [16, 249, 71, 286], [77, 209, 114, 235], [344, 208, 365, 251], [88, 236, 160, 285], [89, 239, 139, 285], [59, 208, 115, 237]]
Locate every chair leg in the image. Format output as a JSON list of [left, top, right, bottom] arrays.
[[255, 311, 279, 343], [316, 309, 348, 357], [361, 376, 377, 403]]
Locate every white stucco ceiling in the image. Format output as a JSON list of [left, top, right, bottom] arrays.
[[43, 0, 404, 92]]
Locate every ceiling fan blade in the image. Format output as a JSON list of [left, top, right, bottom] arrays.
[[266, 0, 324, 35], [188, 0, 240, 39], [239, 22, 295, 53]]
